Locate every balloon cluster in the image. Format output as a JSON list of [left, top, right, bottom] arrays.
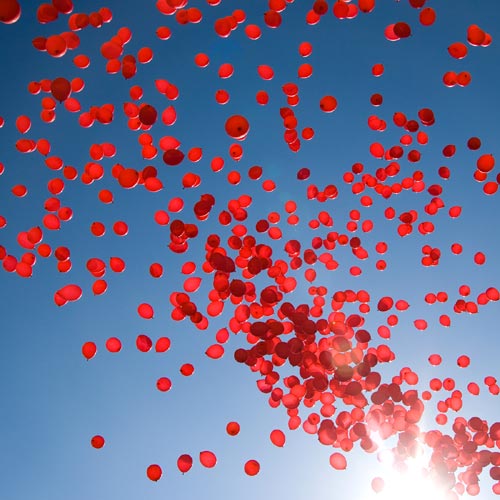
[[1, 0, 500, 498]]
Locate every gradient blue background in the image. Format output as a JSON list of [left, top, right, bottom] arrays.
[[1, 1, 500, 499]]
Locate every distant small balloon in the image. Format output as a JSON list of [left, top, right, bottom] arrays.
[[244, 459, 260, 476], [146, 464, 162, 481], [91, 435, 105, 449], [177, 454, 193, 474]]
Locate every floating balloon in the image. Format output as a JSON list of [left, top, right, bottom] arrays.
[[82, 341, 97, 360], [194, 53, 210, 67], [319, 95, 337, 113], [155, 337, 171, 352], [15, 115, 31, 134], [270, 429, 286, 447], [55, 284, 82, 304], [177, 454, 193, 474], [205, 344, 224, 359], [136, 334, 153, 352], [139, 104, 157, 125], [0, 0, 21, 23], [137, 303, 154, 319], [180, 363, 194, 376], [46, 35, 68, 57], [199, 451, 217, 468], [91, 435, 105, 449], [104, 337, 121, 353], [226, 421, 240, 436], [329, 453, 347, 470], [50, 77, 72, 102], [146, 464, 162, 481], [225, 115, 250, 140], [163, 149, 185, 166], [156, 377, 172, 392], [244, 459, 260, 476]]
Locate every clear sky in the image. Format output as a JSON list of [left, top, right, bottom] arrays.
[[1, 1, 500, 499]]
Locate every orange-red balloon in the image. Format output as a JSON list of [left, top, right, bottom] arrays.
[[199, 451, 217, 468], [91, 435, 105, 449], [225, 115, 250, 140], [146, 464, 162, 481], [244, 459, 260, 476], [0, 0, 21, 24], [177, 454, 193, 474]]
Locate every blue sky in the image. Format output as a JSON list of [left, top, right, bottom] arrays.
[[1, 1, 500, 499]]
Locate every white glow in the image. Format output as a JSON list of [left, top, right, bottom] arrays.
[[371, 435, 450, 500], [377, 463, 446, 500]]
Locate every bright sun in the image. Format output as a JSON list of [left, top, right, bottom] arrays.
[[376, 465, 446, 500], [371, 443, 452, 500]]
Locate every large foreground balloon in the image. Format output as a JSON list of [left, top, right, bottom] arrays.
[[0, 0, 21, 24]]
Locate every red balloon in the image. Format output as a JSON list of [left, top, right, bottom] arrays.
[[136, 334, 153, 352], [105, 337, 122, 353], [149, 262, 163, 278], [358, 0, 375, 13], [419, 7, 436, 26], [457, 355, 470, 368], [298, 41, 312, 57], [319, 95, 337, 113], [139, 104, 158, 125], [53, 0, 74, 15], [118, 168, 139, 189], [91, 435, 105, 449], [15, 115, 31, 134], [226, 421, 240, 436], [448, 42, 468, 59], [199, 451, 217, 468], [467, 137, 481, 150], [163, 149, 185, 166], [146, 464, 162, 481], [384, 24, 400, 41], [109, 256, 125, 273], [257, 64, 274, 80], [477, 154, 495, 173], [180, 363, 194, 376], [244, 24, 261, 40], [156, 377, 172, 392], [428, 354, 442, 366], [177, 454, 193, 474], [50, 77, 72, 103], [270, 429, 286, 447], [393, 22, 411, 38], [82, 341, 97, 360], [205, 344, 224, 359], [0, 0, 21, 24], [46, 34, 67, 57], [264, 10, 281, 28], [56, 284, 82, 303], [225, 115, 250, 140], [155, 337, 171, 352], [137, 303, 154, 319], [329, 452, 347, 470], [244, 459, 260, 476]]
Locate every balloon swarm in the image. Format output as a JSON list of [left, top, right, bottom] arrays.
[[1, 0, 500, 499]]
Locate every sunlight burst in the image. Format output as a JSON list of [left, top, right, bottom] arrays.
[[375, 465, 448, 500], [371, 438, 452, 500]]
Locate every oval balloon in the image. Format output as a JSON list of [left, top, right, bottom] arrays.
[[177, 454, 193, 474]]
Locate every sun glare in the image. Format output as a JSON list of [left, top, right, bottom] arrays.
[[376, 464, 447, 500], [370, 437, 451, 500]]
